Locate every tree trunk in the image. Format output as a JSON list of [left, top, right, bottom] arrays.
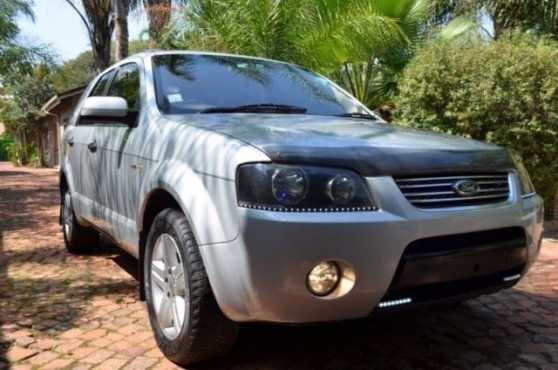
[[65, 0, 114, 72], [92, 39, 112, 72], [113, 0, 130, 61], [144, 0, 171, 43], [20, 130, 27, 166]]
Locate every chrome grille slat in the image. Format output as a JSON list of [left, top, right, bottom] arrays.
[[410, 194, 509, 204], [394, 173, 510, 209], [398, 183, 454, 189], [405, 191, 455, 197], [476, 181, 509, 185], [396, 175, 508, 183], [406, 189, 509, 198]]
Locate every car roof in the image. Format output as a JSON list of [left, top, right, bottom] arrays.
[[125, 50, 294, 66]]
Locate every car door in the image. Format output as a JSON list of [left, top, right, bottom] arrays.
[[94, 62, 144, 252], [70, 69, 116, 224]]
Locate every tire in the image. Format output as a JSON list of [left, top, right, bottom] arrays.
[[62, 190, 99, 254], [144, 209, 239, 366]]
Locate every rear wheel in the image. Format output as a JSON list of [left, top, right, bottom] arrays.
[[144, 209, 238, 366], [62, 191, 99, 254]]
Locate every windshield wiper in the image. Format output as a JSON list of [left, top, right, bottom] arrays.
[[201, 104, 307, 114], [335, 112, 379, 121]]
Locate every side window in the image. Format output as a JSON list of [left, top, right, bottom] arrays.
[[89, 70, 115, 97], [107, 63, 141, 111]]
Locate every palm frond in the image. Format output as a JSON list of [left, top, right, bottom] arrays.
[[437, 15, 479, 41]]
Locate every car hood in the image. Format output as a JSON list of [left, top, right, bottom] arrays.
[[178, 114, 514, 176]]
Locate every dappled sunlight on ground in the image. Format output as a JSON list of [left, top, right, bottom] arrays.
[[0, 162, 557, 370]]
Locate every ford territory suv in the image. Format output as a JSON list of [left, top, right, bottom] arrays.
[[60, 51, 544, 365]]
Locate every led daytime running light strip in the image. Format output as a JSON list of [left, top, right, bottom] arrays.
[[239, 202, 377, 212], [503, 274, 521, 282], [378, 297, 412, 308]]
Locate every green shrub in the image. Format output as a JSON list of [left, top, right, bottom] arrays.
[[0, 134, 14, 162], [26, 144, 41, 168], [0, 137, 41, 167], [396, 35, 558, 219], [6, 142, 19, 166]]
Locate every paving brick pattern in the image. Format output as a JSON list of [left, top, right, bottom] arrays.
[[0, 162, 557, 370]]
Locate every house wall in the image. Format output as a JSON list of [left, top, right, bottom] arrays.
[[42, 93, 82, 168], [41, 116, 58, 167]]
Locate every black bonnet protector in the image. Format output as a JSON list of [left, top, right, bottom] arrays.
[[261, 145, 513, 176], [183, 114, 514, 176]]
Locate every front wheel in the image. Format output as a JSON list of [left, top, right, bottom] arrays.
[[144, 209, 238, 366], [62, 191, 99, 254]]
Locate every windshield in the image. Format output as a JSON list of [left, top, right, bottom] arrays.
[[152, 54, 373, 117]]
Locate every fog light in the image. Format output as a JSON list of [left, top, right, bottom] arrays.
[[307, 261, 340, 296]]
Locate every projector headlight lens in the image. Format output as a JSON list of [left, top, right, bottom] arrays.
[[327, 174, 356, 205], [271, 167, 308, 205], [307, 261, 340, 296]]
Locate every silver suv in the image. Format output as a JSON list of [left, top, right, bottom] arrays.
[[60, 51, 544, 365]]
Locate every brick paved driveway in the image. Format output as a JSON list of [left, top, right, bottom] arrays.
[[0, 162, 557, 370]]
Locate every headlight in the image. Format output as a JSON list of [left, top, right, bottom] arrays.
[[510, 152, 536, 196], [236, 163, 376, 212]]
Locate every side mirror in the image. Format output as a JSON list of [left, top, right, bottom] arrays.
[[81, 96, 129, 118]]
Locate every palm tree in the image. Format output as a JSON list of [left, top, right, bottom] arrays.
[[113, 0, 145, 60], [320, 0, 432, 108], [0, 0, 38, 76], [143, 0, 171, 43], [142, 0, 189, 44], [172, 0, 473, 111], [65, 0, 114, 71], [113, 0, 129, 61], [170, 0, 428, 108]]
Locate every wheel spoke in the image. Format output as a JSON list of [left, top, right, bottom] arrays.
[[151, 261, 167, 291], [158, 295, 173, 329], [163, 236, 180, 269], [172, 298, 182, 332], [174, 266, 186, 296]]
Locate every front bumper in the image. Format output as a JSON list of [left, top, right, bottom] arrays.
[[200, 176, 544, 323]]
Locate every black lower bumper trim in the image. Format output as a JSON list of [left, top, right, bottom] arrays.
[[374, 228, 528, 313]]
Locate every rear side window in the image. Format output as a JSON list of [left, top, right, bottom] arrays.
[[90, 70, 115, 97], [107, 63, 141, 111]]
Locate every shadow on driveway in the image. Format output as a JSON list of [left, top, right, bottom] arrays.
[[1, 163, 558, 370], [0, 231, 8, 368]]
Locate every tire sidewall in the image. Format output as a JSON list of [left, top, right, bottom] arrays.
[[62, 191, 73, 246], [144, 211, 193, 358]]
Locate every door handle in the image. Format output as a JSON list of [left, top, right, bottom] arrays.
[[87, 140, 98, 152]]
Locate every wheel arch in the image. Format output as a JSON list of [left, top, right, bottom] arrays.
[[59, 171, 69, 192], [136, 161, 240, 301], [137, 161, 233, 247], [138, 186, 186, 300]]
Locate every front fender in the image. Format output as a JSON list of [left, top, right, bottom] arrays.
[[137, 160, 237, 246], [60, 127, 77, 195]]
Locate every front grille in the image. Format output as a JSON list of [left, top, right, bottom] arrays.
[[404, 227, 526, 256], [395, 173, 510, 208]]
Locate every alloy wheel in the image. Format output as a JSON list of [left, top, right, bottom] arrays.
[[150, 233, 189, 340]]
